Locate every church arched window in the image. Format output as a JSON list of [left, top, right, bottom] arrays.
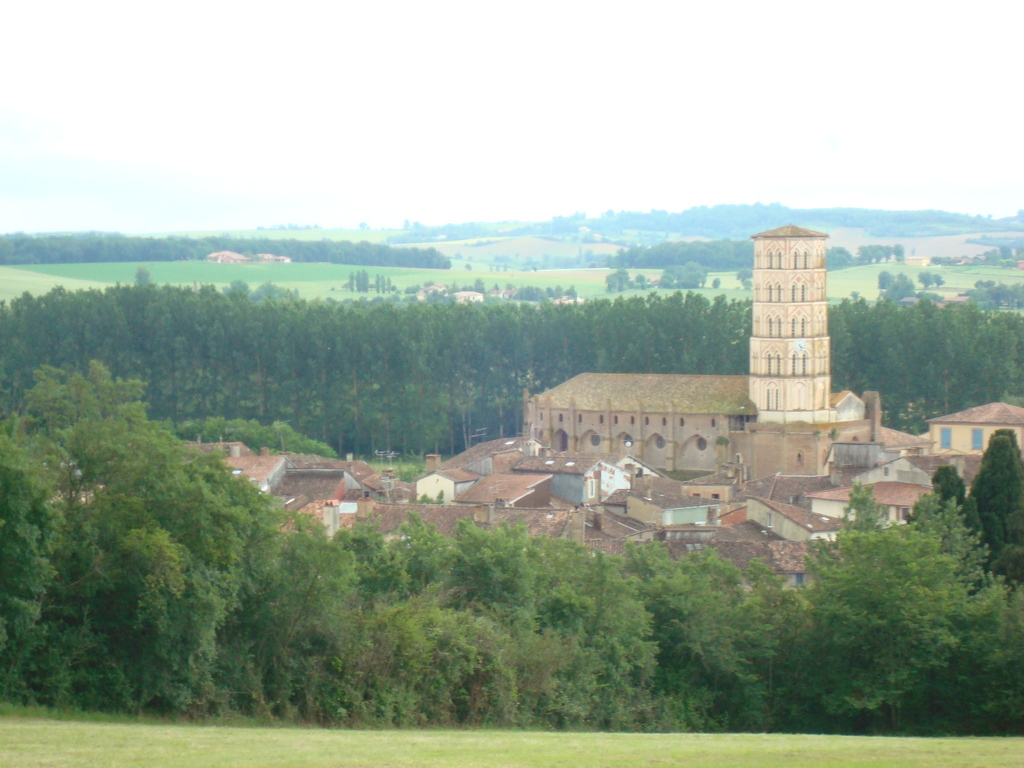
[[766, 355, 773, 374], [801, 317, 807, 336], [776, 353, 782, 373], [803, 353, 808, 374], [776, 284, 782, 302], [766, 285, 773, 302], [791, 284, 797, 302], [791, 318, 797, 337], [803, 252, 809, 269], [791, 354, 797, 374], [801, 284, 807, 302]]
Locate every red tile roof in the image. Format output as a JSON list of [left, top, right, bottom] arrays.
[[752, 497, 843, 533], [928, 402, 1024, 426], [454, 473, 551, 505], [750, 225, 828, 239], [805, 481, 928, 507]]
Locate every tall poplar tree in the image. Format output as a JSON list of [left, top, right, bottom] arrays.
[[968, 428, 1024, 576]]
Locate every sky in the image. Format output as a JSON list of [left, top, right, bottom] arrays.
[[1, 1, 1021, 233]]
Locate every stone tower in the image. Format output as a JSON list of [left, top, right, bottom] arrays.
[[748, 225, 835, 424]]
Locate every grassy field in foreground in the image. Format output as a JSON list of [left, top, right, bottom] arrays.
[[1, 716, 1022, 768]]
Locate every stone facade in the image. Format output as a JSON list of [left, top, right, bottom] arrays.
[[523, 225, 877, 480]]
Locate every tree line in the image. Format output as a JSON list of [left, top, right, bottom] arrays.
[[3, 286, 1024, 453], [0, 233, 450, 269], [1, 363, 1022, 733]]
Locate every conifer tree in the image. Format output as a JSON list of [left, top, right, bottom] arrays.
[[968, 429, 1024, 572]]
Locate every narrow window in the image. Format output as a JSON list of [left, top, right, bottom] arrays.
[[801, 284, 807, 302], [662, 417, 667, 426], [614, 415, 619, 425], [972, 428, 983, 450], [599, 414, 604, 424], [791, 355, 797, 374], [801, 317, 807, 336], [558, 414, 563, 423], [767, 285, 773, 302], [803, 253, 809, 268], [711, 418, 716, 427], [577, 414, 582, 423], [679, 417, 685, 427], [941, 427, 951, 449], [644, 416, 649, 426], [791, 284, 797, 302], [796, 452, 804, 466], [802, 354, 808, 374], [630, 416, 635, 425], [791, 318, 797, 337]]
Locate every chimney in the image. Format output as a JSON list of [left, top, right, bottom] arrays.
[[346, 453, 354, 462], [425, 454, 441, 473], [569, 508, 586, 545], [323, 501, 340, 537], [356, 494, 375, 520], [473, 504, 494, 525], [230, 444, 241, 458], [260, 446, 271, 457], [863, 391, 882, 442], [593, 509, 604, 532]]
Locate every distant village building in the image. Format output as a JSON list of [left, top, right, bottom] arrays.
[[524, 226, 878, 480], [206, 251, 251, 264]]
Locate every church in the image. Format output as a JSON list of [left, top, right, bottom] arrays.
[[522, 225, 880, 481]]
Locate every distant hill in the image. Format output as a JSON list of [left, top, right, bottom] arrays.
[[391, 204, 1024, 245], [0, 233, 450, 269]]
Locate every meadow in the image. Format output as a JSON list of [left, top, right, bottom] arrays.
[[1, 714, 1022, 768], [7, 259, 1024, 306]]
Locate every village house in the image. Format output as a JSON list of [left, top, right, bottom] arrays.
[[206, 250, 251, 264], [805, 482, 929, 524], [928, 401, 1024, 455], [453, 472, 553, 508], [745, 497, 842, 542], [510, 453, 631, 506]]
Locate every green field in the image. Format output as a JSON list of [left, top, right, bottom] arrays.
[[8, 259, 1024, 306], [1, 715, 1021, 768], [139, 228, 404, 243]]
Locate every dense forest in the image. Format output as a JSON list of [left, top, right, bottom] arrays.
[[3, 286, 1024, 457], [0, 233, 450, 269], [387, 204, 1024, 245], [1, 363, 1022, 733]]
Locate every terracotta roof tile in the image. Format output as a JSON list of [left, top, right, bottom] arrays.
[[513, 455, 598, 475], [534, 373, 756, 415], [491, 508, 570, 538], [752, 496, 843, 533], [273, 470, 346, 502], [440, 436, 536, 471], [750, 225, 828, 239], [739, 474, 834, 508], [454, 472, 551, 504], [681, 471, 737, 487], [805, 481, 928, 507], [928, 402, 1024, 426], [877, 426, 932, 448], [224, 454, 288, 487]]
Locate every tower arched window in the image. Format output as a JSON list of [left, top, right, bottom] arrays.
[[776, 284, 782, 302], [791, 318, 797, 337], [766, 285, 773, 302], [803, 252, 809, 269], [791, 354, 797, 374], [791, 284, 797, 302], [801, 284, 807, 302], [766, 355, 773, 374], [801, 317, 807, 336], [802, 353, 808, 374], [776, 353, 782, 373]]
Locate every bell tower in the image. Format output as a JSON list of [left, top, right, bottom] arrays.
[[749, 225, 835, 424]]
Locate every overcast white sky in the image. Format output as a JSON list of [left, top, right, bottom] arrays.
[[1, 1, 1021, 233]]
